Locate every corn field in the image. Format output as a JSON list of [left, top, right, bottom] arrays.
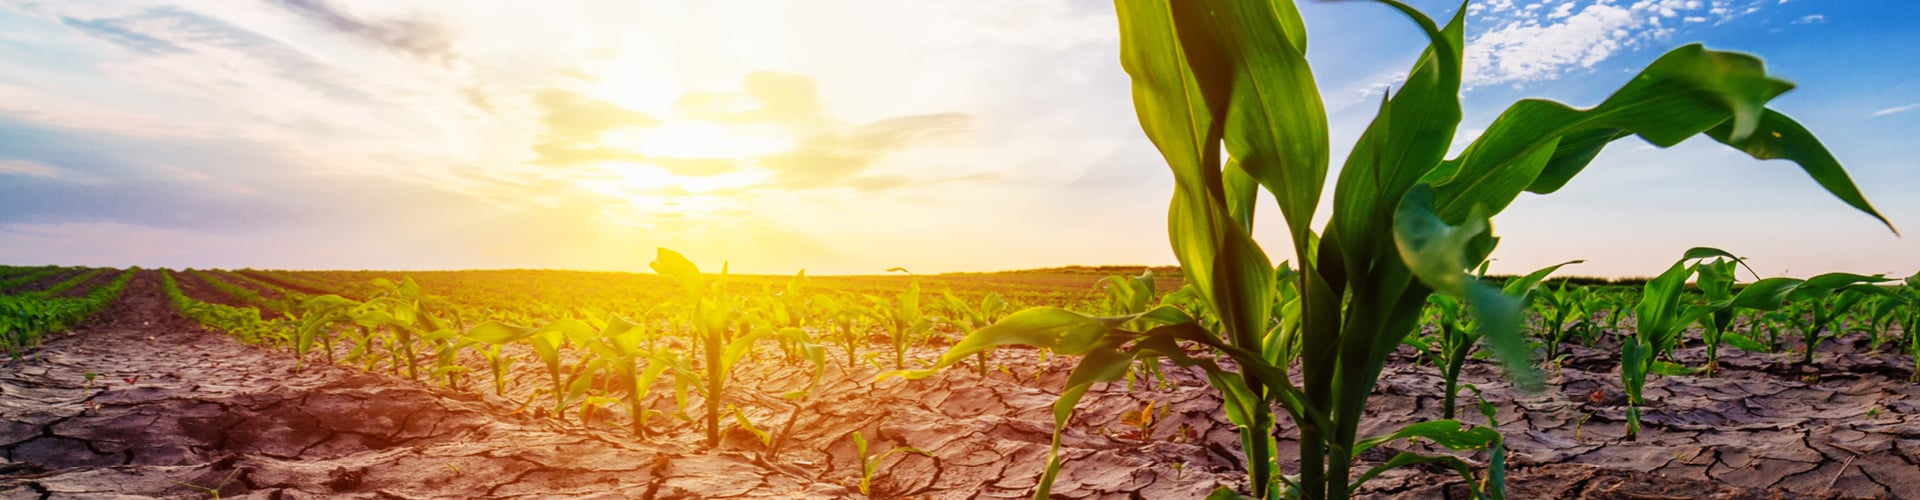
[[3, 0, 1917, 498]]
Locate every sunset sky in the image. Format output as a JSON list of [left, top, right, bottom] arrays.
[[2, 0, 1916, 278]]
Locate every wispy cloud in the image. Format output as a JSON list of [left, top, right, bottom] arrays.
[[1463, 0, 1765, 88], [266, 0, 456, 62], [759, 111, 973, 189], [1792, 14, 1825, 24], [0, 159, 63, 178], [1872, 103, 1920, 117], [58, 16, 189, 54], [55, 6, 374, 102]]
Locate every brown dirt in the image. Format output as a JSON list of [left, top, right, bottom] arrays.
[[4, 272, 1916, 499]]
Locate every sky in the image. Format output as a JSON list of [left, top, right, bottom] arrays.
[[0, 0, 1915, 278]]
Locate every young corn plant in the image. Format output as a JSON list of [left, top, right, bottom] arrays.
[[1622, 248, 1740, 440], [872, 268, 931, 371], [889, 0, 1891, 497], [1531, 278, 1587, 362], [1691, 257, 1771, 376], [1099, 271, 1175, 390], [1717, 272, 1893, 366], [647, 248, 810, 448], [1866, 295, 1906, 351], [1414, 260, 1575, 420], [1897, 273, 1920, 381], [849, 430, 931, 497], [815, 293, 866, 368], [650, 248, 740, 448], [943, 289, 1012, 377]]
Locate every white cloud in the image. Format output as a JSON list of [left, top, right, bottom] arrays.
[[1793, 14, 1826, 24], [0, 160, 63, 178], [1463, 0, 1766, 88], [1872, 103, 1920, 117]]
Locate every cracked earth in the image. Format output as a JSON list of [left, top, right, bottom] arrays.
[[4, 271, 1918, 498]]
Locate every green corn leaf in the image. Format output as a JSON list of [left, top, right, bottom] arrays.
[[1034, 346, 1141, 498], [1637, 259, 1697, 343], [1800, 272, 1890, 292], [1223, 158, 1257, 232], [1723, 332, 1769, 352], [1651, 361, 1703, 376], [1501, 260, 1585, 302], [1621, 340, 1650, 402], [462, 321, 539, 345], [1729, 277, 1806, 310], [1704, 109, 1894, 233], [729, 405, 771, 446], [1429, 44, 1813, 222], [1696, 258, 1739, 301], [1114, 0, 1211, 185], [1205, 487, 1254, 500], [1167, 0, 1326, 253], [1394, 185, 1535, 389], [878, 307, 1154, 380], [1352, 451, 1478, 496], [1353, 419, 1500, 456], [1329, 0, 1464, 265], [650, 248, 706, 299], [536, 318, 599, 345]]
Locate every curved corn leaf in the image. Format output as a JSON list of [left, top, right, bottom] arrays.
[[1501, 260, 1585, 302], [650, 248, 705, 299], [1425, 44, 1887, 234], [1353, 419, 1499, 456], [1704, 109, 1894, 233], [877, 307, 1159, 381], [1728, 277, 1806, 310], [463, 321, 539, 345], [1352, 452, 1477, 497], [1167, 0, 1326, 252]]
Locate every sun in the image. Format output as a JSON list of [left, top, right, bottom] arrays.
[[599, 121, 793, 160]]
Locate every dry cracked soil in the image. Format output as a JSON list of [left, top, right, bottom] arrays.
[[4, 271, 1920, 499]]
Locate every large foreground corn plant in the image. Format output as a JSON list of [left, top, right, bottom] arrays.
[[892, 0, 1893, 498]]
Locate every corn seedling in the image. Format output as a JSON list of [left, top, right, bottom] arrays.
[[1117, 400, 1165, 440], [1897, 273, 1920, 381], [850, 430, 931, 497], [943, 289, 1011, 377], [169, 468, 241, 500], [1721, 272, 1894, 366], [1623, 248, 1740, 440], [1529, 274, 1591, 361], [873, 268, 931, 371]]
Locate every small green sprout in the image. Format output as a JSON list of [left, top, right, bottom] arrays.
[[850, 430, 931, 496]]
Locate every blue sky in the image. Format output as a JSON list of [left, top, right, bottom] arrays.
[[0, 0, 1914, 278]]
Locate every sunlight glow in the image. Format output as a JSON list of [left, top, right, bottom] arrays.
[[582, 55, 683, 116], [591, 162, 768, 195], [601, 121, 793, 160]]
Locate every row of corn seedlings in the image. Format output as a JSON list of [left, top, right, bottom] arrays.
[[0, 268, 133, 357]]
